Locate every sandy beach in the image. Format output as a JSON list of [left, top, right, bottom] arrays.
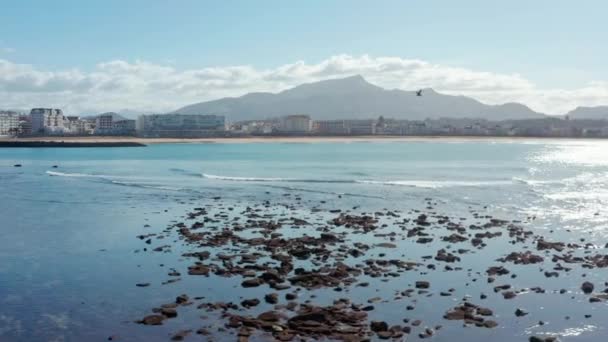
[[1, 135, 603, 145]]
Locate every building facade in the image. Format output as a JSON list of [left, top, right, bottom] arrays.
[[18, 115, 32, 136], [279, 115, 312, 133], [0, 111, 20, 136], [344, 119, 377, 135], [112, 119, 136, 135], [315, 120, 348, 135], [95, 114, 114, 134], [136, 114, 225, 137], [30, 108, 65, 134]]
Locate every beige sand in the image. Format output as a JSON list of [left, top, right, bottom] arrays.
[[0, 135, 602, 144]]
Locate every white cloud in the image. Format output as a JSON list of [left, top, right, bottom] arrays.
[[0, 54, 606, 115]]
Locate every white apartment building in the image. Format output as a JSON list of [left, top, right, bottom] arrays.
[[0, 111, 20, 136], [30, 108, 65, 134], [279, 115, 312, 133]]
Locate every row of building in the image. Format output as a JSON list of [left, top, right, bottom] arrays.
[[231, 115, 608, 138], [230, 115, 379, 135], [0, 109, 227, 138], [4, 109, 608, 138], [0, 109, 137, 137]]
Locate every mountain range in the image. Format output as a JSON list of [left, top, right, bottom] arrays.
[[174, 75, 548, 122], [565, 106, 608, 120]]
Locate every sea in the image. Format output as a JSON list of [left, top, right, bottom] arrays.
[[1, 139, 608, 341]]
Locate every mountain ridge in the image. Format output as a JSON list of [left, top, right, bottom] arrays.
[[566, 106, 608, 120], [174, 75, 547, 121]]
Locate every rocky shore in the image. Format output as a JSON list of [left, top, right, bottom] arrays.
[[0, 141, 146, 147], [130, 194, 606, 341]]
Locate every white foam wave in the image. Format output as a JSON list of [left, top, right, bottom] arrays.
[[356, 180, 511, 188], [46, 171, 110, 178], [203, 173, 510, 188], [202, 173, 290, 182]]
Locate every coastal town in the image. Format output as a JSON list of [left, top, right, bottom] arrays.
[[2, 108, 608, 139]]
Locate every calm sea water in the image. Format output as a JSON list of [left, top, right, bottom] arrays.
[[1, 140, 608, 341]]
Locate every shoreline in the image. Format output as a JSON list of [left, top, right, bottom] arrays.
[[2, 135, 608, 145], [0, 140, 145, 148]]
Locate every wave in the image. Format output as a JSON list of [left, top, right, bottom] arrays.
[[512, 177, 558, 186], [47, 170, 185, 192], [46, 171, 111, 178], [202, 173, 510, 188], [110, 180, 184, 191], [202, 173, 353, 183], [513, 172, 608, 187], [356, 179, 512, 188], [169, 168, 204, 178]]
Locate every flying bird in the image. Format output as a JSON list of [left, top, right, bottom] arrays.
[[416, 89, 423, 97]]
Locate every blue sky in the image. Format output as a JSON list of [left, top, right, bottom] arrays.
[[0, 0, 607, 114]]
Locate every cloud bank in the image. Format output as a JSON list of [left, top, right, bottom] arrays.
[[0, 55, 606, 115]]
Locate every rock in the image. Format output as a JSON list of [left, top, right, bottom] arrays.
[[486, 266, 510, 276], [188, 264, 210, 276], [170, 330, 191, 341], [370, 321, 389, 332], [320, 233, 339, 241], [515, 308, 528, 317], [477, 308, 493, 316], [377, 331, 393, 339], [175, 294, 189, 304], [161, 307, 177, 318], [265, 293, 279, 304], [138, 315, 165, 325], [582, 281, 594, 294], [376, 242, 397, 248], [498, 251, 543, 264], [241, 298, 260, 307], [415, 281, 430, 289], [196, 328, 210, 335], [242, 278, 263, 288], [529, 337, 558, 342], [258, 311, 281, 322], [502, 291, 516, 299], [259, 271, 284, 283], [483, 320, 498, 328], [537, 240, 565, 252]]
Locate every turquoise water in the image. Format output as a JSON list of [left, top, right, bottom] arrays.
[[1, 140, 608, 341]]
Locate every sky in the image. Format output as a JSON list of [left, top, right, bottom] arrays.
[[0, 0, 607, 115]]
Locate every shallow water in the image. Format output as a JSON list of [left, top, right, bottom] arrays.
[[1, 140, 608, 341]]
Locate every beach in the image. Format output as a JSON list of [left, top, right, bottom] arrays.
[[2, 135, 606, 145], [1, 140, 607, 341]]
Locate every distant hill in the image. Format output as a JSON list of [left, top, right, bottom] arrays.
[[173, 75, 545, 121], [566, 106, 608, 120], [81, 112, 128, 121]]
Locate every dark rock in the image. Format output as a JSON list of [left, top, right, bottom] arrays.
[[242, 278, 263, 288], [138, 315, 165, 325], [415, 281, 430, 289], [370, 321, 389, 332], [241, 298, 260, 307], [582, 281, 594, 294], [265, 293, 279, 304]]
